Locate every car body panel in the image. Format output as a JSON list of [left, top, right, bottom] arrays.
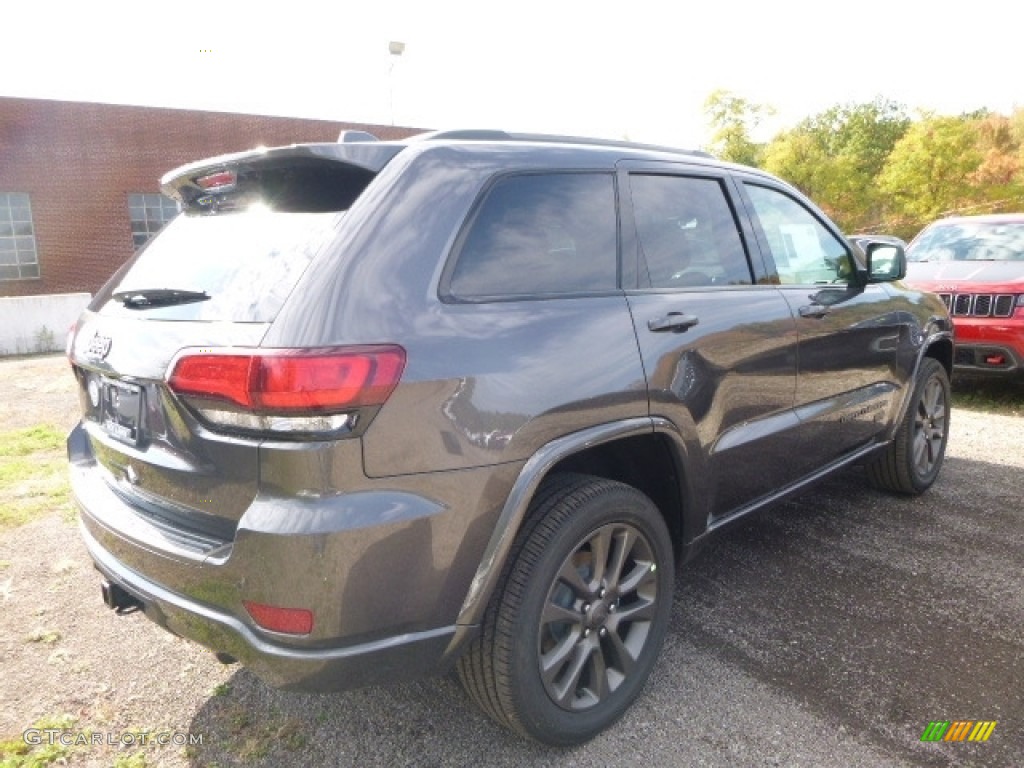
[[627, 287, 801, 517]]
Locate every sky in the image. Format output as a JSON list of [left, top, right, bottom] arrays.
[[2, 0, 1020, 149]]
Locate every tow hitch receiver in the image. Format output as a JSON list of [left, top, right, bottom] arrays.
[[101, 579, 143, 614]]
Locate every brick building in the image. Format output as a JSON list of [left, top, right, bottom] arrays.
[[0, 97, 420, 298]]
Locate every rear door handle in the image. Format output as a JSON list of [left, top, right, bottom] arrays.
[[798, 303, 830, 319], [647, 312, 700, 333]]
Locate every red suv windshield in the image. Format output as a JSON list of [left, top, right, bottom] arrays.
[[909, 220, 1024, 262]]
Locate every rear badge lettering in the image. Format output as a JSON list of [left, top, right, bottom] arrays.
[[86, 332, 113, 360]]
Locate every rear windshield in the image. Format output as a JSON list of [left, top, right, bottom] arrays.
[[96, 209, 341, 322], [908, 220, 1024, 262]]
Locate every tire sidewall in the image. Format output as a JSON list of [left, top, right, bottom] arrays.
[[904, 358, 950, 492], [504, 484, 674, 746]]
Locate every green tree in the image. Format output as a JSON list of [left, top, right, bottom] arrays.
[[762, 98, 909, 232], [878, 113, 986, 226], [703, 89, 772, 167]]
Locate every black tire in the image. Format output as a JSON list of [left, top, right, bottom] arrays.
[[867, 357, 950, 494], [457, 473, 674, 746]]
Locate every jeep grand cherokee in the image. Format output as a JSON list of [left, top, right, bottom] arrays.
[[67, 130, 953, 745]]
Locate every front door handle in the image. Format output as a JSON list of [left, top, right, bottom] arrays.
[[647, 312, 700, 333], [798, 303, 830, 319]]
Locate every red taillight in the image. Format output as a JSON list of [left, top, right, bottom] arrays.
[[243, 601, 314, 635], [168, 346, 406, 413]]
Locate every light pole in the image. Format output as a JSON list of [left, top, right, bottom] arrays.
[[388, 41, 405, 125]]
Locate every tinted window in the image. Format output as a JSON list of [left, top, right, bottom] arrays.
[[744, 184, 851, 285], [98, 210, 340, 322], [449, 173, 617, 298], [629, 175, 751, 287]]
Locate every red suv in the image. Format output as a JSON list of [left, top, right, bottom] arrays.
[[904, 214, 1024, 374]]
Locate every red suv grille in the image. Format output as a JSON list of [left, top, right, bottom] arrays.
[[938, 293, 1016, 318]]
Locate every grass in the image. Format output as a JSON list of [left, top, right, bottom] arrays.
[[25, 629, 61, 645], [0, 714, 204, 768], [0, 714, 76, 768], [0, 426, 71, 530], [951, 375, 1024, 416]]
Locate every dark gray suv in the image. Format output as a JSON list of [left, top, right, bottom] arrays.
[[67, 130, 953, 745]]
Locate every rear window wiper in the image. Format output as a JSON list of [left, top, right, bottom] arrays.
[[112, 288, 211, 308]]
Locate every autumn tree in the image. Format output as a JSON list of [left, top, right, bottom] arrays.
[[761, 98, 909, 232], [701, 93, 1024, 239], [970, 111, 1024, 205]]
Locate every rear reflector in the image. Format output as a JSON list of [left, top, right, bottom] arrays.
[[167, 346, 406, 413], [243, 601, 314, 635]]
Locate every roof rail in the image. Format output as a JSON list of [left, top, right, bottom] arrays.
[[418, 129, 513, 141], [415, 129, 712, 158], [337, 130, 379, 143]]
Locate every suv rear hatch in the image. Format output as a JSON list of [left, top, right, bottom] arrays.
[[68, 141, 404, 553]]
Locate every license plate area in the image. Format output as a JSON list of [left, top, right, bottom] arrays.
[[100, 378, 144, 445]]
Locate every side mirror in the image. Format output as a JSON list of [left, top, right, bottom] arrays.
[[863, 242, 906, 282]]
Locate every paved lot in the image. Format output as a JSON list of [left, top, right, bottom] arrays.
[[1, 355, 1021, 766]]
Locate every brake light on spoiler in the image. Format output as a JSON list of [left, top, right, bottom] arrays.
[[196, 170, 237, 191], [167, 346, 406, 436]]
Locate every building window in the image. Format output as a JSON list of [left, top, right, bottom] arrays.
[[0, 193, 40, 280], [128, 193, 180, 249]]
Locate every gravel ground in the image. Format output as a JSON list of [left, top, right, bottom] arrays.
[[1, 354, 1020, 767]]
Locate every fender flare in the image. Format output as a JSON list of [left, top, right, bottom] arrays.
[[447, 416, 686, 652], [885, 326, 953, 441]]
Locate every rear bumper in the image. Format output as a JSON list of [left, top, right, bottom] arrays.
[[68, 421, 510, 691], [81, 521, 458, 690]]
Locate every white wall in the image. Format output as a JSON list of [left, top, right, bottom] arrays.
[[0, 293, 91, 356]]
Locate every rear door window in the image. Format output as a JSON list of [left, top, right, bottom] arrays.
[[446, 173, 618, 300]]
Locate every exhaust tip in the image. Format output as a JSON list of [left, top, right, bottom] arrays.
[[100, 580, 143, 614]]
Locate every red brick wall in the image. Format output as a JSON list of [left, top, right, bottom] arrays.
[[0, 97, 421, 297]]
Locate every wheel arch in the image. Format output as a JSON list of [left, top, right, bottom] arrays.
[[885, 329, 954, 442], [452, 418, 695, 638], [925, 334, 954, 379]]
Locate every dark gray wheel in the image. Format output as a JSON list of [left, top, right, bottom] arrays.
[[457, 473, 674, 746], [867, 357, 950, 494]]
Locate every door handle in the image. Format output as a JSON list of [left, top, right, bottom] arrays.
[[798, 303, 830, 319], [647, 312, 700, 333]]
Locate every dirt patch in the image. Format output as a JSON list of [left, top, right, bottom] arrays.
[[0, 354, 80, 433], [0, 354, 1021, 767], [0, 355, 231, 766]]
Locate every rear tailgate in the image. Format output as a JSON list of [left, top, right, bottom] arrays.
[[70, 314, 268, 544], [68, 141, 403, 549]]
